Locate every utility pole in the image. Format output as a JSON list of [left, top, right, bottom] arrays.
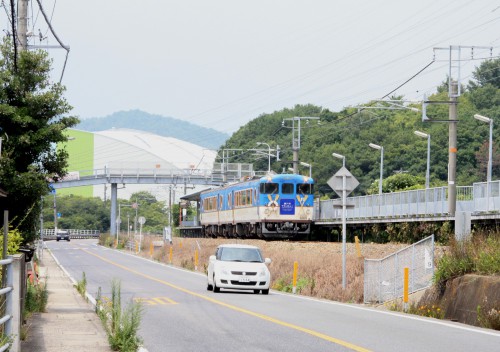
[[430, 46, 492, 216], [168, 186, 172, 228], [17, 0, 29, 51], [53, 192, 57, 235], [448, 81, 458, 216], [282, 117, 320, 174]]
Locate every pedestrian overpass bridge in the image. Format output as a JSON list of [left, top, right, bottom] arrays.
[[51, 166, 246, 236]]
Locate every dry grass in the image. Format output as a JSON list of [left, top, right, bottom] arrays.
[[131, 235, 414, 303]]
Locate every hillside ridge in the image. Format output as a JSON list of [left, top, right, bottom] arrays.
[[76, 109, 229, 150]]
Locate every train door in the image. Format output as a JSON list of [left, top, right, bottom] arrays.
[[230, 191, 235, 225], [218, 194, 223, 226]]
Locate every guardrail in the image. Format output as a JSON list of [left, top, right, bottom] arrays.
[[314, 182, 500, 222], [42, 229, 100, 239]]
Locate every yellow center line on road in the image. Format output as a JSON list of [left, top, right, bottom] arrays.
[[83, 249, 371, 352]]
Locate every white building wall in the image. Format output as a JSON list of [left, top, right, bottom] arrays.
[[90, 128, 217, 201]]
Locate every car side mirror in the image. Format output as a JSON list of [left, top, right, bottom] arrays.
[[265, 258, 272, 265], [209, 255, 216, 262]]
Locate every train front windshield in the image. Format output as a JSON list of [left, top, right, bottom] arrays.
[[297, 183, 313, 195], [260, 183, 279, 194]]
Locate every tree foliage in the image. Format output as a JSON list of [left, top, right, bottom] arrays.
[[42, 195, 109, 232], [0, 38, 78, 242]]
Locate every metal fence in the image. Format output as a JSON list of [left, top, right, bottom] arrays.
[[316, 186, 475, 221], [364, 235, 434, 304], [42, 229, 100, 238], [0, 257, 13, 352]]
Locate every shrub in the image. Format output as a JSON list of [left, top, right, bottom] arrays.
[[477, 304, 500, 330], [75, 272, 87, 298], [388, 301, 444, 319], [434, 233, 500, 290], [272, 276, 312, 293], [96, 280, 143, 352], [24, 281, 48, 316]]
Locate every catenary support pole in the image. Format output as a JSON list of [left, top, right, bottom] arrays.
[[448, 81, 458, 216]]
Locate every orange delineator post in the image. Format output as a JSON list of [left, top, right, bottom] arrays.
[[169, 246, 173, 264], [292, 261, 298, 294], [194, 249, 199, 271], [404, 267, 409, 311], [354, 236, 362, 257]]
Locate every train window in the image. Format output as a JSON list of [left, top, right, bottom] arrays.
[[260, 183, 279, 194], [203, 196, 218, 211], [297, 183, 314, 195], [282, 183, 294, 194]]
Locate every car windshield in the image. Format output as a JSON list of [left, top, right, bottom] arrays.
[[219, 247, 263, 262]]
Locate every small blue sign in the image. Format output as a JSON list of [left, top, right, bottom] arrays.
[[57, 212, 61, 218], [280, 199, 295, 215]]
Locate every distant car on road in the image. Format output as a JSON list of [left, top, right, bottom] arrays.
[[207, 244, 271, 294], [56, 230, 70, 242]]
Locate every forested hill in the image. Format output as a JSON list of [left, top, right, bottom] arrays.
[[75, 110, 229, 149], [220, 58, 500, 197]]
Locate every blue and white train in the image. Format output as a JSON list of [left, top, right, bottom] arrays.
[[199, 174, 314, 239]]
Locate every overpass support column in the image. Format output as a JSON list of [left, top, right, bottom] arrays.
[[110, 183, 117, 237]]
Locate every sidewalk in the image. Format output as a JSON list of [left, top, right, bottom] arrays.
[[21, 248, 112, 352]]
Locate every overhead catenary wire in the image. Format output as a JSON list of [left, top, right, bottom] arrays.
[[35, 0, 69, 83]]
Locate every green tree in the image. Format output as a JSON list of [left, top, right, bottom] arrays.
[[43, 195, 109, 232], [468, 58, 500, 90], [0, 38, 78, 242], [367, 173, 425, 194], [127, 191, 168, 233]]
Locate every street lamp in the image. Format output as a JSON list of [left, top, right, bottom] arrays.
[[332, 153, 345, 167], [474, 114, 493, 183], [300, 162, 312, 178], [369, 143, 384, 195], [256, 142, 271, 173], [332, 152, 347, 289], [414, 131, 431, 189]]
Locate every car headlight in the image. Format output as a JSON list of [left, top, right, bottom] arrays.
[[220, 267, 229, 275], [259, 268, 267, 277]]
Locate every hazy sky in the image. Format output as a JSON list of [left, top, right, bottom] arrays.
[[3, 1, 500, 134]]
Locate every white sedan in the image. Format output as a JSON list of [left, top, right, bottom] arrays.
[[207, 244, 272, 294]]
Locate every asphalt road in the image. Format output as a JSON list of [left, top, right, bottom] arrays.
[[46, 239, 500, 352]]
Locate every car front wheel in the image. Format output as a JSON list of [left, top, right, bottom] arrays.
[[213, 276, 220, 293], [262, 289, 269, 295]]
